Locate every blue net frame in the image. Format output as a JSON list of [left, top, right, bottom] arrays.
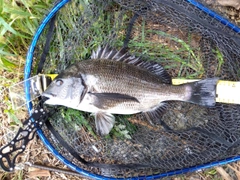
[[24, 0, 240, 179]]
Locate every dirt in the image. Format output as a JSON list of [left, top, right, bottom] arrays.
[[1, 1, 240, 180]]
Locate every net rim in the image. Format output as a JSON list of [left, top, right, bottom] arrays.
[[24, 0, 240, 179], [187, 0, 240, 33]]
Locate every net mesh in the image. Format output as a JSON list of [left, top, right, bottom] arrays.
[[31, 0, 240, 178]]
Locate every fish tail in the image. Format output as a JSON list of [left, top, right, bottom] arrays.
[[185, 78, 218, 106]]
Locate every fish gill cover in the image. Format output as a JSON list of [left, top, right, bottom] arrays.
[[25, 0, 240, 178]]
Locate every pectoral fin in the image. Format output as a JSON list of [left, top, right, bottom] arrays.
[[90, 92, 139, 109], [95, 112, 115, 135]]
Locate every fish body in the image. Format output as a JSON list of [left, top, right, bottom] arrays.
[[43, 46, 218, 135]]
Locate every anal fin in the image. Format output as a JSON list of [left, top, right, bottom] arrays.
[[142, 103, 172, 130], [95, 112, 115, 136]]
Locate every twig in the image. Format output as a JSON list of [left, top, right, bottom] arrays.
[[25, 162, 86, 178], [227, 164, 240, 179], [215, 166, 232, 180]]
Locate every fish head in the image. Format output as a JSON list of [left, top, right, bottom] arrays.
[[42, 76, 85, 107]]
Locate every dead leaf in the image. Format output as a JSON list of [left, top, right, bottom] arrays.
[[28, 167, 51, 178]]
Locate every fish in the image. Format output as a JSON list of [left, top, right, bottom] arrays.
[[42, 45, 218, 136]]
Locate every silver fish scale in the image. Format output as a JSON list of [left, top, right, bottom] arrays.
[[73, 59, 185, 112]]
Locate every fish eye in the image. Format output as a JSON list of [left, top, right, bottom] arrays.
[[55, 79, 63, 86]]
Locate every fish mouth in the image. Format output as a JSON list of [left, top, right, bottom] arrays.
[[42, 92, 56, 98], [41, 92, 57, 105]]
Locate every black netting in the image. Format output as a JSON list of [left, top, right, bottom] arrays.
[[31, 0, 240, 178]]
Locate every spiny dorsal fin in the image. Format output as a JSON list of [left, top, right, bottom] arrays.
[[91, 45, 171, 84], [91, 45, 129, 61]]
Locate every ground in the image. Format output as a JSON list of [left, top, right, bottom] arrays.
[[1, 0, 240, 179]]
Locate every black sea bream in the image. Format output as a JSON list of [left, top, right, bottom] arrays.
[[42, 46, 218, 135]]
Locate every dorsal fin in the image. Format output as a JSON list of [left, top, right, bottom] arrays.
[[91, 45, 171, 84], [91, 45, 129, 61]]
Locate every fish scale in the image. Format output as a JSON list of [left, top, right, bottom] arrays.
[[42, 46, 218, 135], [80, 60, 172, 94], [80, 60, 178, 109]]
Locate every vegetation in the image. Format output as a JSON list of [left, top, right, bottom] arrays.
[[0, 0, 49, 72], [0, 0, 50, 126], [0, 0, 235, 179], [0, 0, 50, 179]]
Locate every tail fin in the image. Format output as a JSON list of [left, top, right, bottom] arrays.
[[186, 78, 218, 107]]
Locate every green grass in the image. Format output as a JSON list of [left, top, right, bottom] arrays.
[[59, 107, 137, 140], [213, 48, 224, 76], [127, 23, 205, 78], [61, 108, 98, 139], [0, 0, 229, 179], [44, 4, 222, 141], [1, 0, 224, 136], [107, 115, 138, 139], [0, 0, 50, 71], [0, 1, 51, 179], [0, 0, 51, 125]]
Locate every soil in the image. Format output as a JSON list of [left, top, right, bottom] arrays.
[[1, 0, 240, 180]]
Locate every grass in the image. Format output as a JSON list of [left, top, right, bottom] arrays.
[[0, 0, 49, 71], [42, 3, 210, 141], [60, 108, 98, 139], [0, 0, 50, 122], [0, 0, 237, 179], [128, 26, 205, 78], [0, 0, 51, 179]]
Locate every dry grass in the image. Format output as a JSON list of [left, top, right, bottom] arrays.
[[1, 0, 240, 179]]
